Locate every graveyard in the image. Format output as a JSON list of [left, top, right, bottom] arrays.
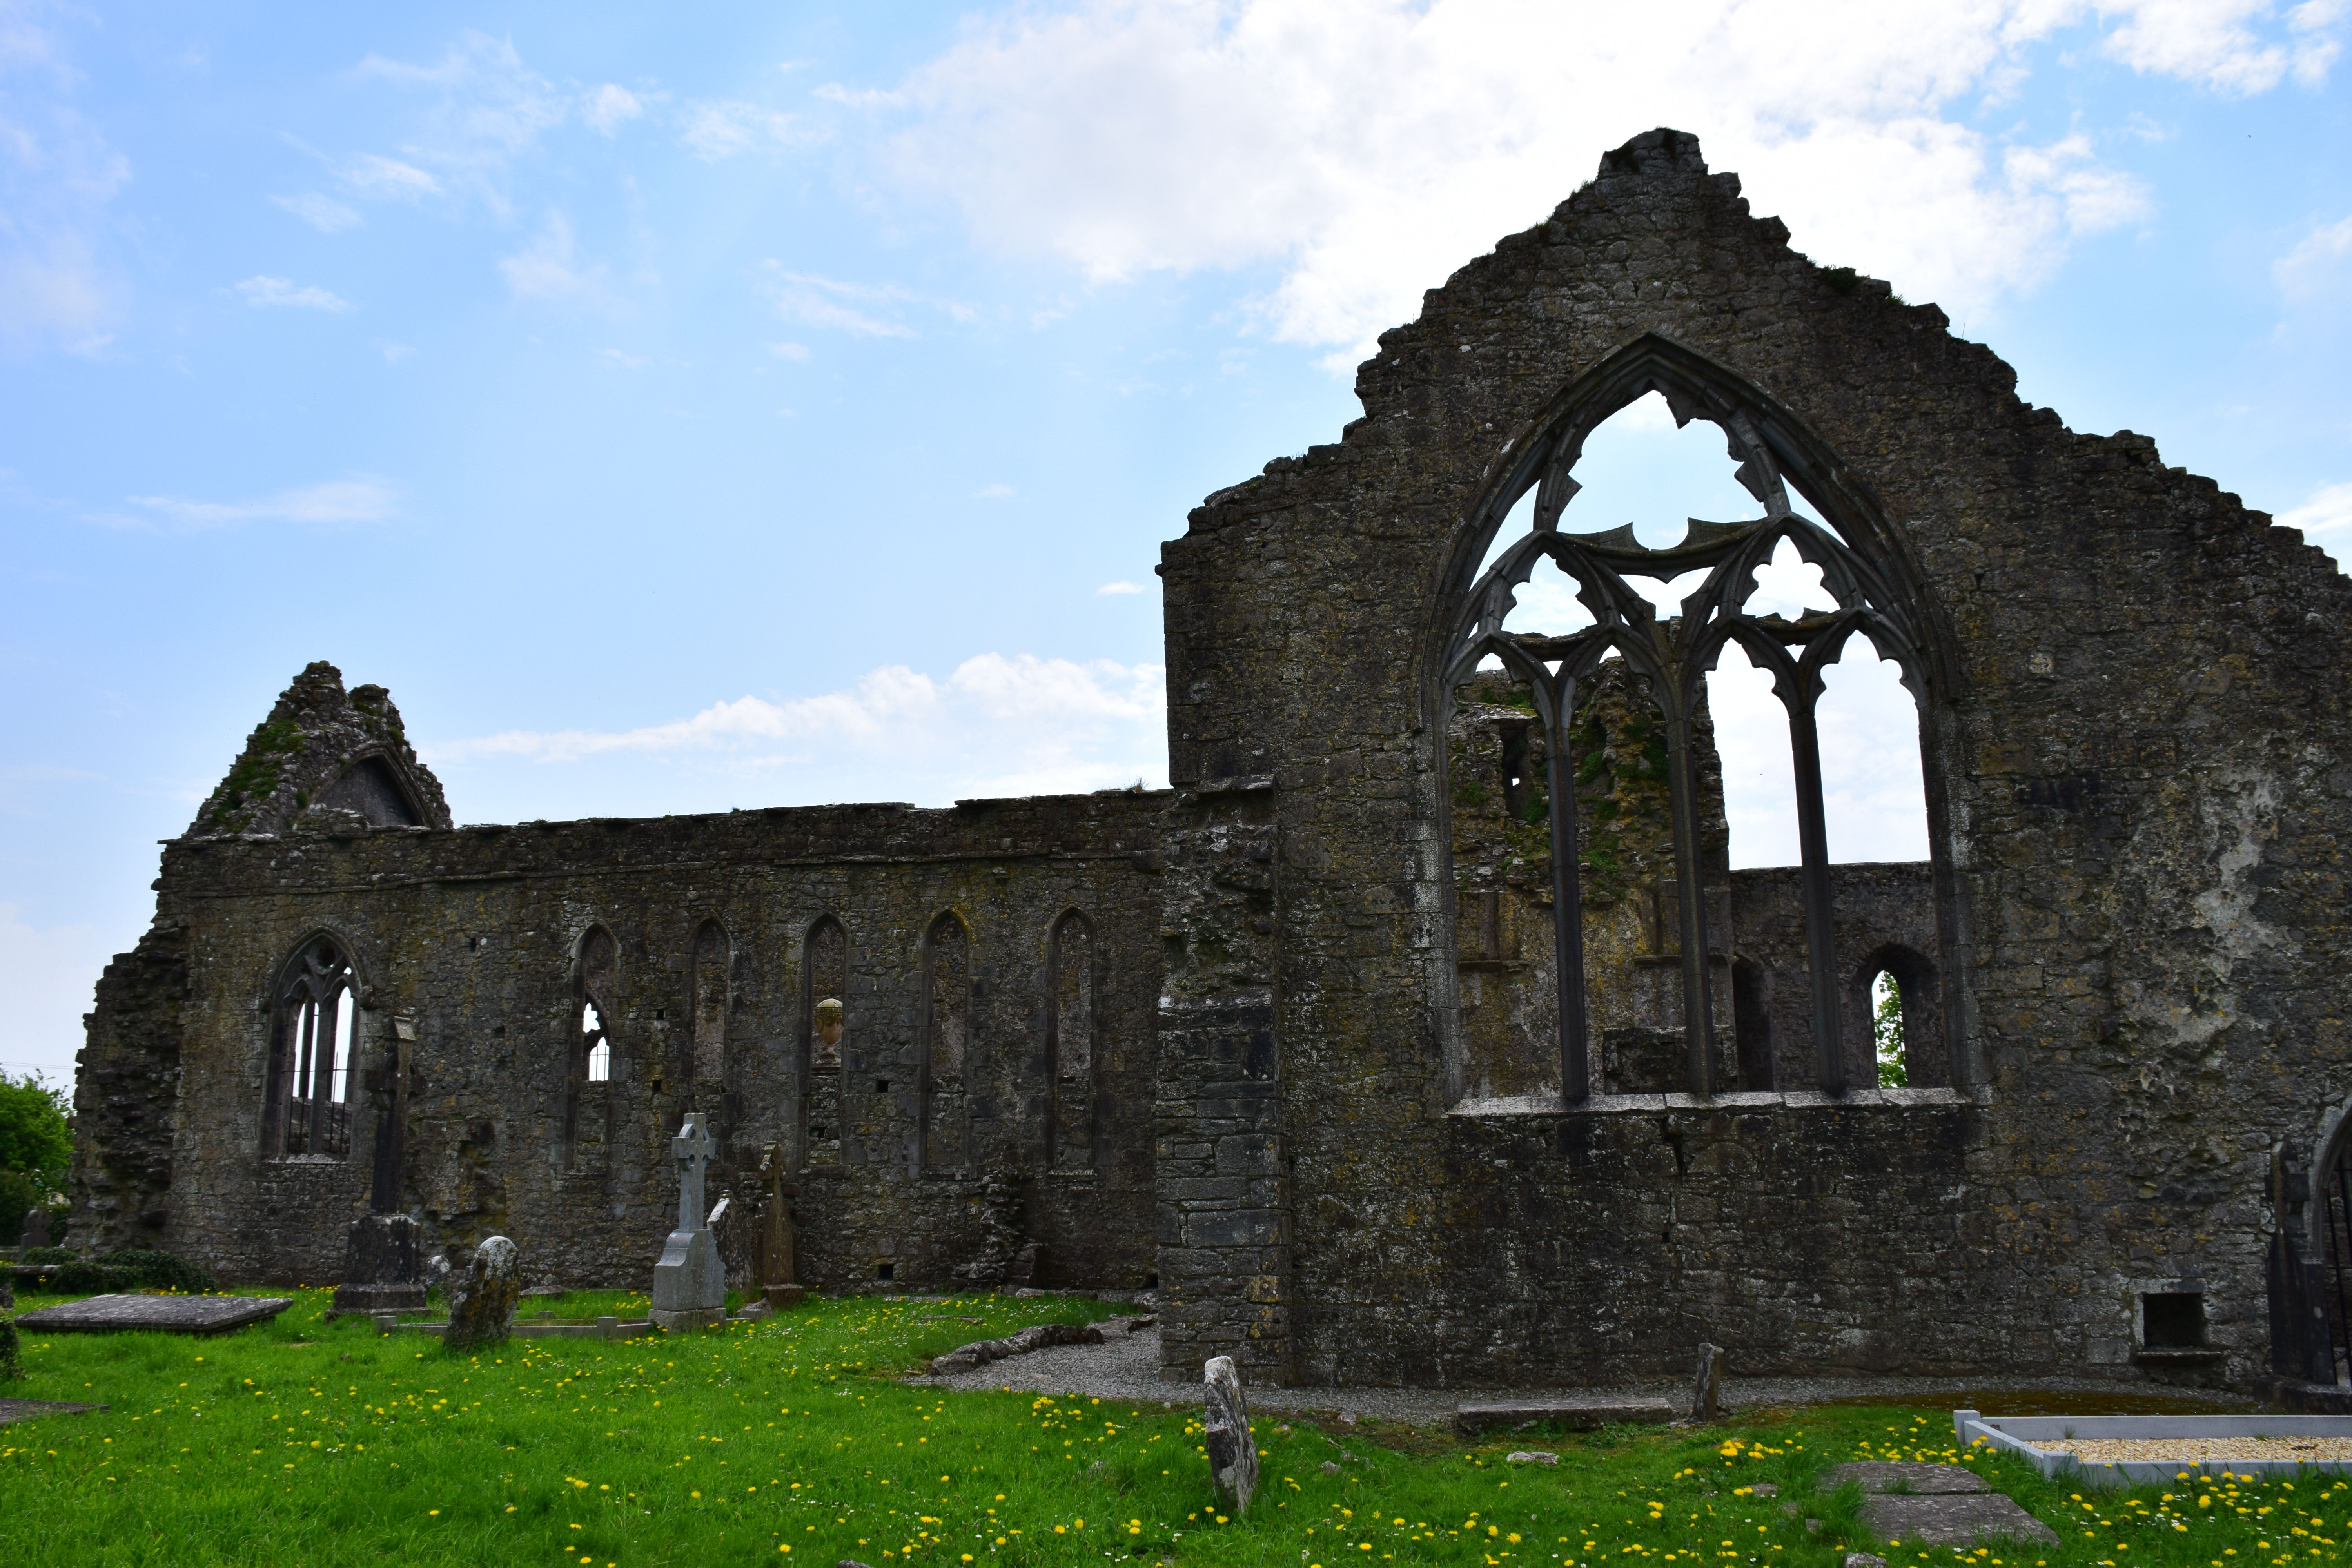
[[4, 1276, 2341, 1568]]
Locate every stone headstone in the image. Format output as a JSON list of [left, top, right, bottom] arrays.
[[651, 1112, 725, 1332], [1692, 1341, 1726, 1421], [0, 1316, 20, 1382], [443, 1236, 520, 1350], [708, 1192, 756, 1292], [331, 1213, 428, 1316], [1203, 1354, 1259, 1517], [21, 1209, 50, 1250], [755, 1146, 797, 1288]]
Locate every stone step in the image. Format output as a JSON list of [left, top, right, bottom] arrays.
[[1454, 1398, 1676, 1436]]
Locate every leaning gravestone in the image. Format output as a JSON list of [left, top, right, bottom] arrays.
[[1692, 1341, 1726, 1421], [21, 1208, 50, 1250], [652, 1114, 726, 1331], [443, 1236, 520, 1350], [1203, 1355, 1259, 1516]]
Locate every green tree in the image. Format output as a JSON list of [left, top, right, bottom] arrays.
[[1872, 975, 1907, 1087], [0, 1071, 71, 1244]]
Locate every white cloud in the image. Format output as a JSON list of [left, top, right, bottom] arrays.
[[498, 210, 620, 312], [870, 0, 2341, 365], [338, 152, 442, 201], [426, 654, 1169, 803], [272, 191, 363, 232], [348, 32, 569, 217], [760, 265, 923, 338], [121, 475, 397, 528], [2276, 212, 2352, 297], [678, 98, 818, 160], [767, 340, 811, 360], [378, 340, 416, 363], [0, 903, 108, 1085], [2280, 481, 2352, 565], [2099, 0, 2342, 92], [583, 83, 645, 134], [0, 7, 130, 354], [1096, 580, 1144, 594], [975, 482, 1015, 499], [234, 274, 351, 311]]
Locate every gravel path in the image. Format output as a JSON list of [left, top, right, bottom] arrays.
[[908, 1321, 2258, 1426]]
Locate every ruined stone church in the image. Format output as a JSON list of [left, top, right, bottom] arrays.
[[72, 131, 2352, 1395]]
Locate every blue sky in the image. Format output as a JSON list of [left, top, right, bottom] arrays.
[[4, 0, 2349, 1083]]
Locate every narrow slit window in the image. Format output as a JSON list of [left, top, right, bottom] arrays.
[[690, 920, 729, 1095], [1048, 910, 1098, 1169]]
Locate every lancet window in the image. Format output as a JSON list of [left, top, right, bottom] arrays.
[[689, 919, 730, 1096], [1439, 341, 1945, 1101], [920, 913, 971, 1170], [264, 935, 357, 1159], [801, 915, 848, 1168], [568, 926, 618, 1167], [1047, 910, 1097, 1169]]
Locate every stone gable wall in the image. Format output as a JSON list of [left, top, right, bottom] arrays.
[[1155, 128, 2352, 1387]]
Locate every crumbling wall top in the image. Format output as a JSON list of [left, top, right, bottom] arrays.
[[187, 661, 452, 838]]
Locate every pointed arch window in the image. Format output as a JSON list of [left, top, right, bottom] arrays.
[[265, 936, 357, 1160], [1047, 910, 1098, 1170], [1439, 337, 1951, 1102], [568, 926, 618, 1167], [920, 913, 971, 1171]]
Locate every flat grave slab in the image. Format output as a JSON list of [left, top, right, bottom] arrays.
[[0, 1398, 107, 1426], [1820, 1461, 1987, 1495], [1455, 1398, 1675, 1436], [1858, 1494, 2059, 1548], [14, 1294, 291, 1336]]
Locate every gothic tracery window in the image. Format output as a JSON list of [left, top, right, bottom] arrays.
[[265, 935, 357, 1159], [1441, 340, 1945, 1101]]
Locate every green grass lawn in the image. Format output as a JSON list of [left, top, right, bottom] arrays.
[[5, 1286, 2349, 1568]]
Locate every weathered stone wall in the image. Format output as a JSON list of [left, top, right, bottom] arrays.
[[1728, 862, 1940, 1090], [1156, 127, 2352, 1388], [105, 791, 1166, 1292], [70, 926, 190, 1249]]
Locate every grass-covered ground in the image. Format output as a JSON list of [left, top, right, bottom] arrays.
[[5, 1285, 2349, 1568]]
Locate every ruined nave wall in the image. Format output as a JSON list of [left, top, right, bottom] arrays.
[[111, 792, 1167, 1291]]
